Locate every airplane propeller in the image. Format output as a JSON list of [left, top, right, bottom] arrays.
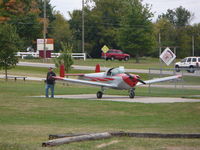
[[125, 73, 146, 84]]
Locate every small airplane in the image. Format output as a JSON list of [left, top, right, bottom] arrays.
[[54, 64, 182, 99]]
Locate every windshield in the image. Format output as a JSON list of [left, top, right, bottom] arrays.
[[181, 58, 187, 62], [107, 67, 125, 76]]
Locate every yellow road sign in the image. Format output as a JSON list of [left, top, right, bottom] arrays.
[[101, 45, 109, 53]]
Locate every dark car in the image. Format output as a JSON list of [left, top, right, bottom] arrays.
[[102, 49, 130, 61]]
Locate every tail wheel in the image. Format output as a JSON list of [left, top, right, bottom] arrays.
[[97, 91, 103, 99], [175, 65, 180, 72]]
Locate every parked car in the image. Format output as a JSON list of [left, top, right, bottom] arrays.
[[102, 49, 130, 61], [175, 56, 200, 73]]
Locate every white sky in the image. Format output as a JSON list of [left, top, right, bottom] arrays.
[[50, 0, 200, 24]]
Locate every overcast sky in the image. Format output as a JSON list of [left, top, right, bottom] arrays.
[[50, 0, 200, 24]]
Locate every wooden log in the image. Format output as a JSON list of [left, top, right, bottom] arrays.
[[110, 131, 200, 139], [42, 132, 112, 147], [49, 133, 90, 140]]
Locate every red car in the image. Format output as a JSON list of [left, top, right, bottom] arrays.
[[102, 49, 130, 61]]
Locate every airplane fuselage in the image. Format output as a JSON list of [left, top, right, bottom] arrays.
[[82, 72, 138, 90]]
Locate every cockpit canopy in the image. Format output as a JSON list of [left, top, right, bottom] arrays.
[[106, 66, 125, 76]]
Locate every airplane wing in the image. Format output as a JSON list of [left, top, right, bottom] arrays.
[[54, 76, 118, 88], [64, 73, 84, 76], [136, 75, 182, 86]]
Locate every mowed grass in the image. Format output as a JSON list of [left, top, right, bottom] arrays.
[[0, 80, 200, 150], [1, 64, 200, 86], [20, 57, 176, 69]]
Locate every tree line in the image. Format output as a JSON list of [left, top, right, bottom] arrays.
[[0, 0, 200, 62]]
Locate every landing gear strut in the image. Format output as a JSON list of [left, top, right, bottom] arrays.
[[96, 87, 105, 99], [129, 88, 135, 99]]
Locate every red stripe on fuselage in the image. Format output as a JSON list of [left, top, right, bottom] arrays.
[[84, 76, 114, 82]]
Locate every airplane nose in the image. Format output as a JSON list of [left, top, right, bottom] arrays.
[[122, 74, 138, 87]]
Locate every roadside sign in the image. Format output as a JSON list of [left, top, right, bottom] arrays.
[[101, 45, 109, 53], [160, 47, 176, 66]]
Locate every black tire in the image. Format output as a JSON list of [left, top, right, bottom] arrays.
[[188, 66, 195, 73], [175, 65, 180, 72], [97, 91, 103, 99], [124, 57, 129, 61], [111, 56, 115, 61], [129, 91, 135, 99]]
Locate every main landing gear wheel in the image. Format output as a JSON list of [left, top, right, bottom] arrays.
[[129, 89, 135, 99], [97, 91, 103, 99]]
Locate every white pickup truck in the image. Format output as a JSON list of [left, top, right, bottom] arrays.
[[175, 57, 200, 73]]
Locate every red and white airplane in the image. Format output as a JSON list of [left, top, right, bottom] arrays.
[[54, 65, 182, 99]]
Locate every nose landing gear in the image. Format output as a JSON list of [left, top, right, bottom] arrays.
[[96, 87, 105, 99], [129, 88, 135, 99]]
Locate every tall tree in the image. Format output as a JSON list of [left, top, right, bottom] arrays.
[[68, 10, 82, 53], [158, 6, 192, 27], [0, 23, 21, 79], [69, 0, 124, 57], [118, 0, 155, 62], [0, 0, 55, 50], [49, 11, 72, 52]]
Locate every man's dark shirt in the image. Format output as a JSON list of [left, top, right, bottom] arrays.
[[46, 71, 56, 84]]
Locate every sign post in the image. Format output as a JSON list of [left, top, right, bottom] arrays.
[[101, 45, 109, 60], [37, 39, 54, 58]]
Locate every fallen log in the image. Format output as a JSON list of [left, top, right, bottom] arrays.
[[42, 132, 112, 147], [49, 133, 89, 140], [110, 131, 200, 139], [43, 131, 200, 147]]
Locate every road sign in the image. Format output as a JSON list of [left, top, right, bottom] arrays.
[[160, 47, 176, 66], [101, 45, 109, 53]]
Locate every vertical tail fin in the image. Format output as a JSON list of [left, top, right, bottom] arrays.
[[60, 64, 65, 77], [95, 64, 100, 73]]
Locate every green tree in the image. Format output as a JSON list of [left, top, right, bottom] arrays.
[[158, 6, 192, 27], [177, 27, 191, 57], [69, 0, 124, 57], [0, 23, 21, 79], [68, 10, 84, 53], [118, 0, 155, 62], [0, 0, 55, 50], [10, 14, 42, 48], [54, 42, 73, 73], [154, 19, 176, 47], [49, 11, 72, 52]]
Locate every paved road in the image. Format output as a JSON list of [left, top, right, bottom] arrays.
[[17, 62, 200, 77], [33, 94, 200, 103]]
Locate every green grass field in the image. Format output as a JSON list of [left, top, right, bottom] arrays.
[[0, 79, 200, 150], [20, 57, 176, 69]]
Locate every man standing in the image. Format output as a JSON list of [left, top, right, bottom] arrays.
[[45, 67, 56, 98]]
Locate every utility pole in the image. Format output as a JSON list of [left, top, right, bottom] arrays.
[[82, 0, 85, 53], [159, 32, 161, 55], [43, 0, 47, 60], [192, 35, 195, 56]]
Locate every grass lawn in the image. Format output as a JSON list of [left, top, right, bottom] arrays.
[[20, 57, 176, 69], [0, 80, 200, 150], [1, 65, 200, 86]]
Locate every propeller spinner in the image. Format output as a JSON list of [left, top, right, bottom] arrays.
[[125, 73, 146, 85]]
